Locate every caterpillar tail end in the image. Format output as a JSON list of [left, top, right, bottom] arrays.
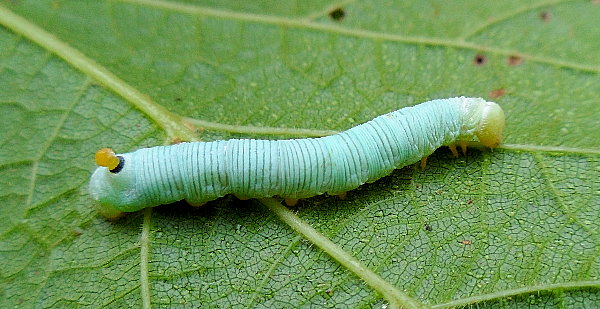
[[476, 101, 505, 148]]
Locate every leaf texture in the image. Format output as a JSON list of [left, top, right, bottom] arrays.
[[0, 0, 598, 308]]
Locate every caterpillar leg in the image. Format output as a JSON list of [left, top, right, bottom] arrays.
[[448, 144, 459, 157], [186, 200, 206, 207], [420, 156, 428, 170], [460, 141, 468, 155], [170, 137, 183, 145], [95, 199, 124, 220], [98, 207, 125, 220], [284, 198, 299, 206]]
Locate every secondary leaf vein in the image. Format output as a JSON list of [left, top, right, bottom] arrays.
[[120, 0, 600, 73]]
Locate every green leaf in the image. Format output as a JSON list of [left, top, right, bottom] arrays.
[[1, 0, 598, 308]]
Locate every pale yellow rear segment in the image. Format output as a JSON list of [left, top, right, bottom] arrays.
[[475, 102, 505, 148]]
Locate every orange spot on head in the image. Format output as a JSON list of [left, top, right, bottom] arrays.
[[95, 148, 120, 169]]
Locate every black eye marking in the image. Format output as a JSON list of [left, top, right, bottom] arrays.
[[110, 156, 125, 173]]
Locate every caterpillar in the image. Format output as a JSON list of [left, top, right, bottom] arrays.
[[89, 97, 505, 218]]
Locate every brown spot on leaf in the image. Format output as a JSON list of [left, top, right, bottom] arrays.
[[473, 54, 487, 66], [459, 240, 472, 245], [71, 228, 84, 237], [507, 55, 523, 66], [329, 8, 346, 21], [540, 11, 552, 22], [489, 88, 506, 99]]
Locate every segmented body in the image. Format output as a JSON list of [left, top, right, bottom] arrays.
[[89, 97, 505, 215]]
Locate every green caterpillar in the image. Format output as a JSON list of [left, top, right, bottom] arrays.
[[89, 97, 505, 218]]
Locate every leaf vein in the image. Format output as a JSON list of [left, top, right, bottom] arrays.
[[460, 0, 578, 39], [431, 280, 600, 308], [140, 208, 152, 309], [120, 0, 600, 73], [0, 5, 198, 142], [533, 153, 599, 241]]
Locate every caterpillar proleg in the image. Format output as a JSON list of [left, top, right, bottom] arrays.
[[89, 97, 505, 218]]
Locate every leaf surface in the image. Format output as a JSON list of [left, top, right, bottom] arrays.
[[1, 0, 599, 308]]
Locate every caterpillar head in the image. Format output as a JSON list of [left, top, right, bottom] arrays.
[[475, 101, 505, 148], [89, 148, 142, 219]]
